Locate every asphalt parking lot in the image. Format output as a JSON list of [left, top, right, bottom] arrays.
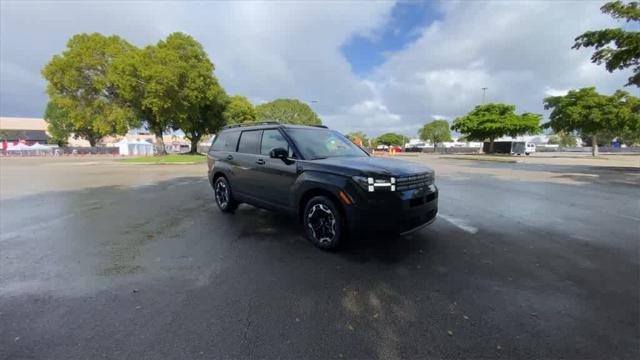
[[1, 155, 639, 359]]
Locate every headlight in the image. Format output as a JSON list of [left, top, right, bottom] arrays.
[[352, 176, 396, 192]]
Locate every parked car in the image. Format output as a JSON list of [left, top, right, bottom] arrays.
[[207, 122, 438, 250], [374, 145, 402, 152]]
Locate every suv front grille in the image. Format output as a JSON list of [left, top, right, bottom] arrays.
[[396, 173, 433, 191]]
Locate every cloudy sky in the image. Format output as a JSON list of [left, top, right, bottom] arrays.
[[0, 0, 633, 137]]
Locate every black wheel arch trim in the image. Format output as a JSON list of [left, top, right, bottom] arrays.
[[293, 171, 350, 221]]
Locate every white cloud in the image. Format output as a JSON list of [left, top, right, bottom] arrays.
[[0, 0, 634, 138], [1, 0, 392, 122], [368, 0, 633, 135], [544, 87, 569, 97]]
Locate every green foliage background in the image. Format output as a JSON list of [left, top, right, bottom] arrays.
[[256, 99, 321, 125], [419, 120, 452, 147]]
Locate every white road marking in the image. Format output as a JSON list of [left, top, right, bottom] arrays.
[[438, 214, 478, 234]]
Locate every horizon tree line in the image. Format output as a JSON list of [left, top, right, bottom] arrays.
[[42, 32, 321, 154]]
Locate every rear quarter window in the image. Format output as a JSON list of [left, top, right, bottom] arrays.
[[211, 131, 240, 152]]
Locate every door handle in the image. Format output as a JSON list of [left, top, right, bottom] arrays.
[[226, 154, 233, 160], [256, 159, 265, 165]]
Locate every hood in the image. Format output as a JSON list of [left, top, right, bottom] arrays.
[[305, 156, 433, 177]]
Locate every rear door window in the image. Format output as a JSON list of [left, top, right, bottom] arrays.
[[260, 129, 290, 156], [211, 131, 240, 152], [237, 130, 262, 154]]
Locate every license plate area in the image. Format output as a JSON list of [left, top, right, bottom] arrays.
[[409, 192, 437, 208]]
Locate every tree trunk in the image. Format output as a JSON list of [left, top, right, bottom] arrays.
[[154, 129, 167, 156], [488, 137, 495, 154], [592, 135, 598, 157], [189, 134, 201, 154], [88, 134, 96, 147]]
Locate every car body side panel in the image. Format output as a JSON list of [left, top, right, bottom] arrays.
[[208, 151, 239, 187]]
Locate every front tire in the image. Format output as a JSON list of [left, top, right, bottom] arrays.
[[214, 176, 238, 213], [303, 196, 343, 250]]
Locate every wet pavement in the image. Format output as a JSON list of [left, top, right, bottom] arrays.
[[1, 157, 638, 359]]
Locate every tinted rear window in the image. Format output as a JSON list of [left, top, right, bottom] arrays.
[[237, 130, 262, 154], [211, 131, 240, 152]]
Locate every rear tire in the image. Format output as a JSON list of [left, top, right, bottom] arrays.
[[214, 176, 238, 213], [303, 196, 343, 250]]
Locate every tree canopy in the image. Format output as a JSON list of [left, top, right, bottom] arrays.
[[164, 33, 228, 153], [42, 33, 138, 146], [543, 87, 639, 155], [375, 133, 405, 146], [223, 95, 257, 124], [256, 99, 321, 125], [112, 32, 226, 154], [573, 1, 640, 87], [43, 101, 72, 147], [451, 103, 542, 153], [419, 120, 452, 148]]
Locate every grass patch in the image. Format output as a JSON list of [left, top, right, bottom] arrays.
[[443, 155, 519, 163], [117, 153, 207, 164]]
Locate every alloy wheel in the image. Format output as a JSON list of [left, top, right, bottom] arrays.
[[307, 203, 336, 244], [215, 181, 229, 208]]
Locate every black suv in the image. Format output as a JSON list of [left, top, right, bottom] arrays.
[[207, 122, 438, 250]]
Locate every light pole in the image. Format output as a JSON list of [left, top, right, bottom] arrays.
[[481, 87, 488, 104]]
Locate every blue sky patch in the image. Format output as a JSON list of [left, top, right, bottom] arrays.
[[341, 1, 442, 77]]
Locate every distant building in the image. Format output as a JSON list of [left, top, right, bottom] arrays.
[[495, 135, 551, 144], [0, 117, 49, 145], [1, 116, 191, 151]]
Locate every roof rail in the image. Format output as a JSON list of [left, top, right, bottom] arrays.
[[222, 120, 281, 130], [311, 124, 328, 128]]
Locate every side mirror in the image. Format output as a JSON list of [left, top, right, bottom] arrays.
[[269, 147, 288, 159]]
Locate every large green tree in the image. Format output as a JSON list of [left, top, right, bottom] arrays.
[[177, 84, 227, 154], [43, 101, 72, 147], [375, 133, 405, 146], [573, 1, 640, 87], [543, 87, 639, 156], [163, 33, 228, 154], [42, 33, 137, 146], [256, 99, 321, 125], [113, 33, 225, 155], [223, 95, 257, 124], [419, 120, 452, 149], [451, 103, 542, 153]]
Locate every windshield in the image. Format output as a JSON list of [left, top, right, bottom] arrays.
[[284, 128, 368, 160]]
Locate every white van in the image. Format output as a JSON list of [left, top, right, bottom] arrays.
[[511, 141, 536, 155], [525, 142, 536, 155]]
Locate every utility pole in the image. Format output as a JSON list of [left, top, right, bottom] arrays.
[[481, 87, 488, 104]]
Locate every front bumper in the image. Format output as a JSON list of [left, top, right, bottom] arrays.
[[346, 184, 438, 235]]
